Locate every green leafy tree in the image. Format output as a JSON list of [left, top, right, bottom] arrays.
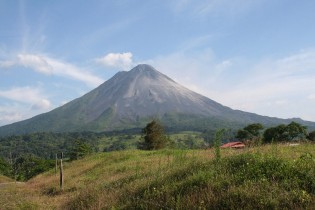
[[263, 125, 284, 143], [244, 123, 264, 136], [236, 129, 250, 140], [12, 155, 54, 181], [286, 121, 307, 141], [138, 120, 167, 150], [236, 123, 264, 141], [69, 140, 92, 160], [263, 122, 307, 143]]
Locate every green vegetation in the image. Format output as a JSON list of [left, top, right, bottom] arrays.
[[0, 121, 314, 184], [0, 144, 314, 209], [12, 155, 55, 181], [169, 131, 206, 149], [263, 122, 308, 143], [0, 130, 211, 162], [0, 121, 312, 161], [0, 157, 11, 177], [0, 155, 54, 181], [214, 128, 225, 161], [138, 120, 168, 150], [309, 130, 315, 141], [69, 140, 92, 160], [0, 132, 103, 159], [236, 123, 264, 141]]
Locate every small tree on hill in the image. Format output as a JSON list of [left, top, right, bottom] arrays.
[[69, 140, 92, 160], [138, 120, 167, 150]]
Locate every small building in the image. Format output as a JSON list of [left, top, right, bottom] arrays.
[[220, 141, 245, 149]]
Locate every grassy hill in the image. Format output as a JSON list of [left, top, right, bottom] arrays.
[[0, 175, 13, 183], [0, 143, 315, 209]]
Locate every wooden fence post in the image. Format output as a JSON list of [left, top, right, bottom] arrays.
[[59, 152, 64, 191], [55, 153, 58, 176]]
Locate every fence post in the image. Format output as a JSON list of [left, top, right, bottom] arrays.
[[59, 152, 64, 191], [55, 153, 58, 176]]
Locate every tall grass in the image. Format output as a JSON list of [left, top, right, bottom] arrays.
[[0, 143, 314, 209]]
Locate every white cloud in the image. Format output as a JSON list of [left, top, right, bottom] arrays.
[[0, 104, 27, 126], [18, 54, 53, 74], [1, 53, 104, 87], [96, 52, 133, 70], [0, 60, 15, 68], [0, 87, 54, 125], [0, 86, 51, 110], [0, 111, 23, 124], [31, 99, 51, 110], [42, 55, 104, 87]]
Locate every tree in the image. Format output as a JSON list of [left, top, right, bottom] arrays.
[[138, 120, 167, 150], [286, 121, 307, 141], [69, 140, 92, 160], [308, 130, 315, 141], [244, 123, 264, 137], [236, 123, 264, 141], [236, 129, 250, 140], [263, 122, 307, 143], [12, 155, 54, 181]]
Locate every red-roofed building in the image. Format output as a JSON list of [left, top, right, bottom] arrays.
[[220, 141, 245, 149]]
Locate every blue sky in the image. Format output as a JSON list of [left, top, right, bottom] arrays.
[[1, 0, 315, 126]]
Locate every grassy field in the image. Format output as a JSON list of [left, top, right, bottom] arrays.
[[0, 143, 314, 209], [0, 175, 13, 183]]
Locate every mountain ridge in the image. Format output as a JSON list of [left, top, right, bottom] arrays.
[[0, 64, 314, 136]]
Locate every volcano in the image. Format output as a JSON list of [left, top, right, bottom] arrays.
[[0, 64, 314, 136]]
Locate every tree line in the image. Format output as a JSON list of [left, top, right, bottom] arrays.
[[138, 120, 315, 150], [236, 121, 314, 144]]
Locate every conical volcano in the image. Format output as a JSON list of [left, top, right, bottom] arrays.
[[0, 64, 314, 136], [85, 64, 231, 120]]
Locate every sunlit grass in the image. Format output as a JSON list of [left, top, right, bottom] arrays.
[[0, 143, 314, 209]]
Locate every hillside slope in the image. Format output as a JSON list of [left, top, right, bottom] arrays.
[[0, 64, 314, 136], [0, 145, 314, 209]]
